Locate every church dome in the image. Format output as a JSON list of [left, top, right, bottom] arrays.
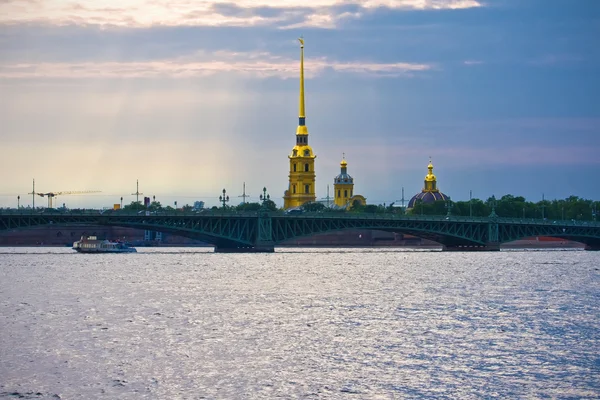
[[335, 156, 353, 184], [335, 171, 353, 184], [407, 191, 448, 208], [407, 159, 449, 209]]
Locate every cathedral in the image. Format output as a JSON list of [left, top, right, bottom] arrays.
[[407, 159, 449, 209], [283, 38, 316, 209], [283, 38, 366, 210]]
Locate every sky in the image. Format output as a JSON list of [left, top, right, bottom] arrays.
[[0, 0, 599, 209]]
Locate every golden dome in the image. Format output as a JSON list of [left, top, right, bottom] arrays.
[[425, 159, 436, 182], [340, 159, 347, 167]]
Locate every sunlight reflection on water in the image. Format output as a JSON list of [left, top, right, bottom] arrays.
[[1, 248, 599, 399]]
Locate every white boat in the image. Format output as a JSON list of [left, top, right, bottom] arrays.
[[72, 236, 137, 253]]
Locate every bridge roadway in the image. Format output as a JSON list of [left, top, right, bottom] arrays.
[[1, 210, 600, 252]]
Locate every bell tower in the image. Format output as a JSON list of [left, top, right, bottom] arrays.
[[283, 38, 316, 209], [334, 155, 354, 207]]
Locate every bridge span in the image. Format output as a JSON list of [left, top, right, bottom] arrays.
[[1, 210, 600, 252]]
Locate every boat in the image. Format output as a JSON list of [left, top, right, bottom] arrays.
[[72, 236, 137, 253]]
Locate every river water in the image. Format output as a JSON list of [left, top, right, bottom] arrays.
[[0, 247, 599, 399]]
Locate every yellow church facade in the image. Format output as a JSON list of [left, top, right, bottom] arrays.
[[283, 38, 316, 209], [283, 39, 366, 210], [333, 156, 367, 209]]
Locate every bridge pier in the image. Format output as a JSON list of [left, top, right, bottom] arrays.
[[585, 244, 600, 251], [214, 243, 275, 253], [443, 242, 500, 252]]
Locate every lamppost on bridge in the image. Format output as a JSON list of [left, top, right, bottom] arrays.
[[219, 189, 230, 209], [489, 195, 497, 218], [260, 187, 270, 207], [469, 190, 473, 217], [445, 199, 453, 217], [120, 197, 123, 209], [174, 201, 177, 210], [17, 195, 20, 209], [541, 193, 546, 220]]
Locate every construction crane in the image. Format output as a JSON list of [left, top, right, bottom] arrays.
[[36, 190, 101, 208]]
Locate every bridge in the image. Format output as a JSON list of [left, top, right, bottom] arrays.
[[1, 210, 600, 252]]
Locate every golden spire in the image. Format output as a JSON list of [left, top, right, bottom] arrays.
[[299, 37, 305, 119], [341, 152, 347, 167], [296, 37, 308, 135]]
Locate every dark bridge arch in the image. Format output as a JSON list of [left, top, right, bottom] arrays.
[[270, 216, 489, 249]]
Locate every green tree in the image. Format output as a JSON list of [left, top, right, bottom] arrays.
[[123, 201, 144, 211], [349, 200, 365, 212], [263, 199, 278, 211], [364, 204, 379, 213], [237, 202, 262, 212], [148, 201, 163, 212], [302, 202, 325, 212]]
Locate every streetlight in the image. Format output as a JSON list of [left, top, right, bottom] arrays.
[[541, 193, 546, 220], [489, 195, 497, 218], [17, 195, 20, 209], [174, 200, 178, 209], [260, 187, 270, 206], [219, 189, 230, 209], [120, 196, 123, 209], [445, 199, 453, 217], [469, 190, 472, 217]]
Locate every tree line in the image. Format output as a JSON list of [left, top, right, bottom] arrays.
[[120, 195, 598, 221], [377, 195, 598, 221]]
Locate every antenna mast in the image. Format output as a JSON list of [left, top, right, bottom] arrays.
[[131, 179, 144, 204], [395, 187, 406, 213], [238, 182, 250, 204], [320, 184, 331, 208], [28, 179, 36, 209]]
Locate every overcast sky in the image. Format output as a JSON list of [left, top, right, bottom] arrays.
[[1, 0, 598, 209]]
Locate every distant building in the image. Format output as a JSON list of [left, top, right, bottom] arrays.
[[193, 201, 205, 211]]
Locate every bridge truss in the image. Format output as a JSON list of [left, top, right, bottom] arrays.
[[1, 211, 599, 252]]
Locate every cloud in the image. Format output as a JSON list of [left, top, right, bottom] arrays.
[[0, 0, 483, 28], [463, 60, 483, 65], [0, 50, 433, 79]]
